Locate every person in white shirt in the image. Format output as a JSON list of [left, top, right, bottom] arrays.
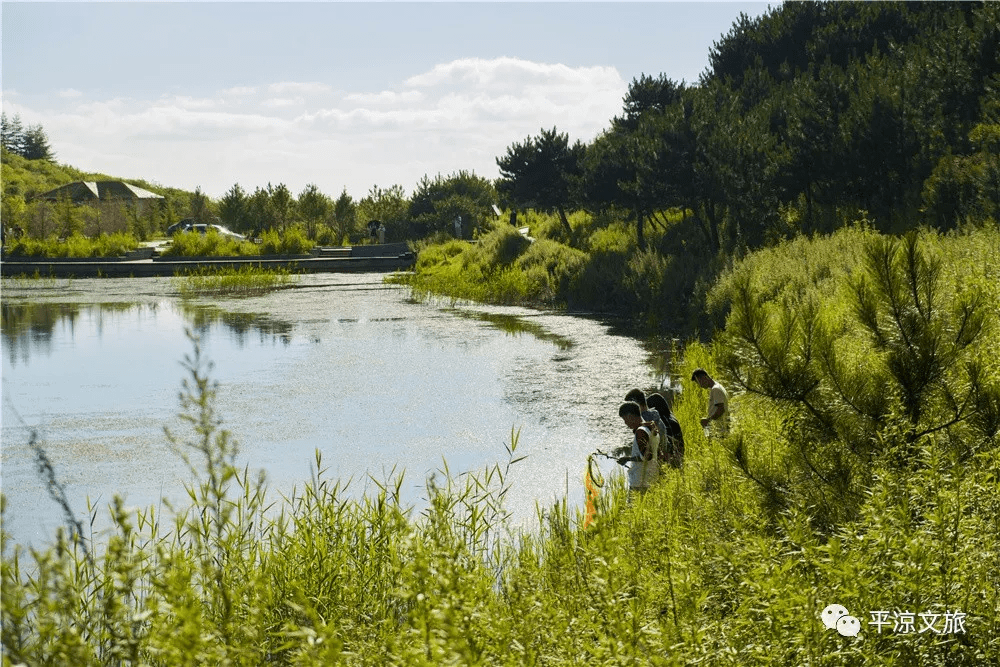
[[691, 368, 729, 436], [613, 401, 660, 494]]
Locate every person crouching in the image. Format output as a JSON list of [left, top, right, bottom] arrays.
[[614, 401, 660, 496]]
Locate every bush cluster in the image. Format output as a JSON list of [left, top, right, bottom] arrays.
[[2, 232, 139, 258], [6, 226, 999, 664]]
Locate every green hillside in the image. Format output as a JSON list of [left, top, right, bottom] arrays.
[[1, 149, 198, 234], [3, 4, 1000, 661], [406, 0, 999, 334]]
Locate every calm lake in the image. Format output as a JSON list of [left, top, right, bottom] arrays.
[[2, 273, 670, 548]]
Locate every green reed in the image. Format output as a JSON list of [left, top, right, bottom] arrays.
[[3, 226, 998, 664], [173, 265, 296, 298], [3, 232, 139, 258]]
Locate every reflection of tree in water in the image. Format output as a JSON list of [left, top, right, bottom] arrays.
[[2, 302, 89, 366], [179, 303, 295, 348], [2, 301, 297, 365], [598, 317, 681, 393], [446, 309, 575, 351]]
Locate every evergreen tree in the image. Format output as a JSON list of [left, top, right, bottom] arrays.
[[496, 128, 583, 236], [332, 189, 356, 243], [1, 113, 26, 156], [357, 184, 408, 240], [267, 183, 296, 232], [408, 171, 496, 237], [218, 184, 249, 232], [188, 186, 214, 224], [246, 186, 272, 233], [23, 125, 55, 161], [297, 183, 331, 239], [718, 233, 999, 527]]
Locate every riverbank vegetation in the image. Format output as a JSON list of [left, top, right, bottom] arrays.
[[3, 2, 999, 663], [402, 2, 998, 334], [2, 232, 139, 258], [4, 208, 998, 666], [159, 227, 317, 258], [173, 266, 297, 298]]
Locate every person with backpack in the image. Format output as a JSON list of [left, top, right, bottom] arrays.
[[613, 401, 660, 495], [624, 388, 670, 456], [646, 392, 684, 468]]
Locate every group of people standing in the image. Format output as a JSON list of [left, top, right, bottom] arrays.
[[613, 368, 729, 495]]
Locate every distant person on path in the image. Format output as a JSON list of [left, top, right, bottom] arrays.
[[368, 220, 380, 243], [646, 392, 684, 468], [377, 222, 386, 244], [613, 401, 660, 495], [453, 215, 462, 239], [691, 368, 729, 437]]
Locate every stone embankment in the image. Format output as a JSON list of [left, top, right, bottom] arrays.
[[1, 243, 415, 278]]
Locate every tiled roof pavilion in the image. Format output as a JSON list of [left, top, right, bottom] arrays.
[[40, 181, 164, 203]]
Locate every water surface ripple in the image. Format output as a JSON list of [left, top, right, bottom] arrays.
[[2, 274, 667, 547]]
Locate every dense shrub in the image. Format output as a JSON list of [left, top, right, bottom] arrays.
[[258, 226, 315, 255], [5, 329, 997, 663], [160, 229, 255, 257], [3, 232, 138, 258]]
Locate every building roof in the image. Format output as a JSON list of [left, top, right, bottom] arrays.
[[39, 181, 164, 202]]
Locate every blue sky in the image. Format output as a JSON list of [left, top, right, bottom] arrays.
[[2, 2, 773, 200]]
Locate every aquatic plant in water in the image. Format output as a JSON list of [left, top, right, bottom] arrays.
[[173, 265, 297, 297]]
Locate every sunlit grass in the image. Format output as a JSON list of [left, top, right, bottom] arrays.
[[4, 226, 999, 664], [173, 265, 297, 297], [2, 232, 139, 258], [161, 226, 316, 257]]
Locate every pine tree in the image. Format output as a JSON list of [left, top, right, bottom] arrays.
[[23, 124, 55, 161], [1, 113, 26, 156], [718, 232, 999, 528]]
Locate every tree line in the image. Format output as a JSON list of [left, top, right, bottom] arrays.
[[3, 2, 997, 250], [197, 170, 497, 244], [0, 113, 55, 162], [497, 1, 999, 254]]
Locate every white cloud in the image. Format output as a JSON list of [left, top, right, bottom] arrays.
[[221, 86, 259, 97], [262, 97, 305, 109], [268, 82, 334, 96], [343, 90, 424, 106], [57, 88, 83, 98], [15, 57, 626, 199]]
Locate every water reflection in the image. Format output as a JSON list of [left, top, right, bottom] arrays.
[[1, 301, 298, 364], [445, 309, 575, 351], [2, 302, 82, 365], [2, 274, 668, 551], [180, 303, 295, 348]]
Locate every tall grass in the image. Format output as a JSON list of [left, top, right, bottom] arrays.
[[257, 227, 315, 255], [399, 224, 588, 307], [4, 226, 998, 664], [3, 232, 139, 258], [161, 227, 316, 258], [173, 266, 297, 298], [160, 229, 257, 257]]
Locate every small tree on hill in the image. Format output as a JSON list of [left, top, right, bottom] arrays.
[[23, 125, 55, 162], [496, 127, 583, 236]]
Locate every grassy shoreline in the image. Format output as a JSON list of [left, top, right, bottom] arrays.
[[4, 225, 998, 664]]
